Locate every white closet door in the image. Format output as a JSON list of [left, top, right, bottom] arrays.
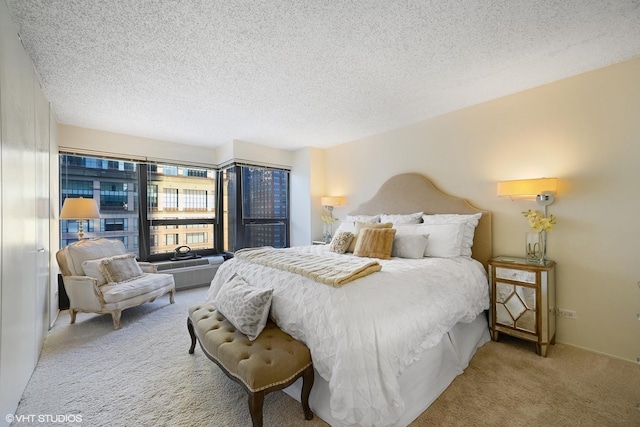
[[0, 3, 39, 419], [35, 82, 51, 358]]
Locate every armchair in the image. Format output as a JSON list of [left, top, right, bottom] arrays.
[[56, 238, 175, 329]]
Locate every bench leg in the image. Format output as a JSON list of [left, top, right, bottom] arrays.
[[248, 391, 265, 427], [187, 318, 196, 354], [301, 365, 314, 420]]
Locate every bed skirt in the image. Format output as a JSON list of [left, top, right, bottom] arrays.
[[283, 313, 490, 427]]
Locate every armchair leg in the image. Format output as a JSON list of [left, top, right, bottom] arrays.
[[111, 310, 122, 330], [69, 309, 77, 324], [169, 289, 175, 304]]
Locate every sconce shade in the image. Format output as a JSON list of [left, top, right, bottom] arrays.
[[497, 178, 557, 200], [60, 197, 101, 220], [321, 196, 345, 207]]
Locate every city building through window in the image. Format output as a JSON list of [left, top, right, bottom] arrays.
[[59, 154, 290, 260]]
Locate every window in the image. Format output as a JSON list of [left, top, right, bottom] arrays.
[[222, 164, 290, 251], [145, 163, 217, 258], [103, 218, 125, 232], [60, 155, 217, 260], [60, 154, 138, 254], [148, 184, 158, 211], [183, 189, 207, 211], [186, 232, 207, 244], [63, 180, 92, 197], [100, 181, 129, 211], [164, 234, 179, 246], [60, 154, 289, 260], [162, 188, 179, 210], [185, 168, 207, 178]]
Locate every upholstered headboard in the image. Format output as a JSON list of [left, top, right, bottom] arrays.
[[349, 173, 492, 269]]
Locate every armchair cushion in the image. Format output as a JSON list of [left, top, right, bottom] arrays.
[[81, 259, 108, 286], [99, 273, 175, 304], [64, 238, 127, 276]]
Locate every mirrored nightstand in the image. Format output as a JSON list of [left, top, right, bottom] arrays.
[[489, 256, 556, 356]]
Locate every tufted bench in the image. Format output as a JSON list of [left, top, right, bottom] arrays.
[[187, 303, 314, 427]]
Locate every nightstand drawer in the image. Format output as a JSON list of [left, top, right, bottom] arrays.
[[495, 267, 536, 284]]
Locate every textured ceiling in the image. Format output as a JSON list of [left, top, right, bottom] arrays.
[[5, 1, 640, 150]]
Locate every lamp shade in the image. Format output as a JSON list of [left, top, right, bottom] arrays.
[[60, 197, 101, 219], [497, 178, 557, 199], [321, 196, 345, 207]]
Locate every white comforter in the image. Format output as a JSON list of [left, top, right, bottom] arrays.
[[207, 245, 489, 427]]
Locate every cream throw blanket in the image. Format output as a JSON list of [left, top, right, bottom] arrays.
[[234, 247, 381, 287]]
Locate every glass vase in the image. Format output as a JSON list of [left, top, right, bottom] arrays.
[[323, 223, 333, 243], [525, 231, 546, 264]]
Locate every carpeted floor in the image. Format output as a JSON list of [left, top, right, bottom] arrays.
[[13, 287, 640, 426]]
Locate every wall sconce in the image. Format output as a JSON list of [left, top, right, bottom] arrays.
[[320, 196, 345, 242], [60, 197, 101, 239], [497, 178, 558, 216]]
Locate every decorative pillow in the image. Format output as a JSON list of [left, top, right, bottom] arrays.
[[329, 231, 355, 254], [380, 212, 423, 225], [348, 221, 393, 252], [394, 223, 465, 258], [81, 258, 108, 286], [354, 227, 397, 259], [213, 274, 273, 341], [391, 234, 429, 259], [99, 254, 144, 284], [421, 213, 482, 257], [345, 214, 380, 223]]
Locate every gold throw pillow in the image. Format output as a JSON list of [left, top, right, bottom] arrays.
[[348, 221, 393, 252], [353, 227, 397, 259]]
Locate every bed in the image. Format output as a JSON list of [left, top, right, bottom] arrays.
[[206, 173, 492, 427]]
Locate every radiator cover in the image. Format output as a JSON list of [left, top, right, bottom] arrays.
[[154, 256, 224, 290]]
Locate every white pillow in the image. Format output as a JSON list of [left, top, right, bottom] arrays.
[[380, 212, 423, 225], [421, 213, 481, 257], [392, 234, 429, 259], [345, 214, 380, 223], [213, 274, 273, 341], [81, 258, 108, 285], [395, 223, 465, 258], [334, 220, 356, 234]]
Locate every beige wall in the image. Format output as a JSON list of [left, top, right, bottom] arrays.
[[290, 147, 327, 246], [217, 139, 293, 168], [324, 57, 640, 362], [58, 125, 217, 166]]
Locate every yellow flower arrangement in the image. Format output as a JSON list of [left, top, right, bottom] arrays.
[[321, 208, 339, 224], [522, 210, 556, 232]]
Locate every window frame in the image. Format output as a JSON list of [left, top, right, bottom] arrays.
[[137, 163, 221, 262], [223, 163, 290, 251]]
